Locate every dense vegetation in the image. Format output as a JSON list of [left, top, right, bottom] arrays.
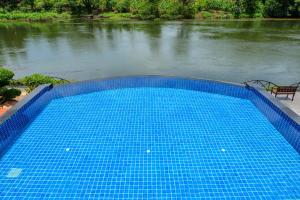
[[0, 68, 21, 104], [0, 67, 69, 104], [0, 0, 299, 20]]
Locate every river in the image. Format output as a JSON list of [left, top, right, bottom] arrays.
[[0, 20, 299, 84]]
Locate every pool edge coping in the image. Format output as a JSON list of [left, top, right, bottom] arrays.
[[53, 75, 246, 89]]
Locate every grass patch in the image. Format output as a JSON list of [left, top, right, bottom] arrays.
[[195, 10, 235, 19], [99, 12, 136, 20], [0, 12, 71, 22]]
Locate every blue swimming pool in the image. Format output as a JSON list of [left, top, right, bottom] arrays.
[[0, 76, 300, 199]]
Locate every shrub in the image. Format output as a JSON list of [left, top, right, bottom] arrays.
[[0, 68, 14, 87], [0, 68, 21, 104], [1, 88, 21, 100], [158, 0, 183, 18], [21, 74, 68, 92]]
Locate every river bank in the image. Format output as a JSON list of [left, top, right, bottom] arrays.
[[1, 11, 300, 22]]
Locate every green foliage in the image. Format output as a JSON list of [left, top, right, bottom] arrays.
[[293, 0, 300, 16], [0, 0, 299, 19], [0, 0, 20, 11], [158, 0, 183, 18], [34, 0, 55, 11], [0, 68, 14, 87], [194, 0, 207, 11], [130, 0, 158, 18], [232, 0, 242, 17], [182, 1, 195, 18], [206, 0, 226, 10], [255, 1, 264, 17], [242, 0, 260, 17], [53, 0, 71, 13], [98, 0, 109, 11], [0, 88, 21, 101], [194, 0, 234, 11], [111, 0, 130, 12], [264, 0, 288, 17], [76, 0, 100, 13], [99, 11, 135, 19], [19, 0, 35, 11], [201, 10, 213, 17], [20, 74, 68, 92], [0, 11, 70, 21], [0, 68, 21, 103]]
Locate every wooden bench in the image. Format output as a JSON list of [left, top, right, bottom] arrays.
[[271, 86, 298, 101]]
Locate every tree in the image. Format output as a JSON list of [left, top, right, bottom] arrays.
[[264, 0, 290, 17], [77, 0, 101, 13], [243, 0, 259, 16], [130, 0, 158, 18], [233, 0, 243, 17], [21, 0, 35, 10], [180, 0, 195, 18], [290, 0, 300, 16], [0, 0, 21, 10], [158, 0, 183, 18]]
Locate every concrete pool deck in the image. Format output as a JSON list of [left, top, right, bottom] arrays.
[[278, 91, 300, 116]]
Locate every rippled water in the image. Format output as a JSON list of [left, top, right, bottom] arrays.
[[0, 20, 299, 84]]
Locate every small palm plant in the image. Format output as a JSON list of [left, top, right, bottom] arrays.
[[0, 67, 21, 104]]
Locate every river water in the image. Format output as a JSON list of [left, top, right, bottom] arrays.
[[0, 20, 299, 84]]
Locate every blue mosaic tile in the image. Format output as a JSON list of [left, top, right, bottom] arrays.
[[0, 76, 299, 199]]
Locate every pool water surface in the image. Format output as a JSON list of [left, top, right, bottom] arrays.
[[0, 87, 299, 199]]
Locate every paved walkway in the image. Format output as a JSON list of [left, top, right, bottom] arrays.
[[278, 92, 300, 116], [0, 91, 27, 116]]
